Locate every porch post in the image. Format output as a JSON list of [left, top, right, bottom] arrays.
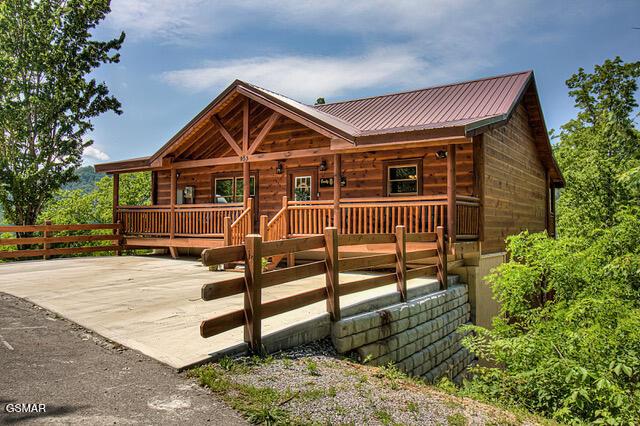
[[112, 173, 121, 256], [472, 134, 484, 241], [242, 97, 251, 209], [112, 173, 120, 225], [170, 167, 176, 240], [447, 144, 457, 244], [333, 154, 341, 232], [243, 161, 250, 208]]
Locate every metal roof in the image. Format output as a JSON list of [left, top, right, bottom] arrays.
[[314, 71, 532, 137], [96, 70, 563, 185]]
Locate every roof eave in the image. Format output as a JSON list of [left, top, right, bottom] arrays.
[[94, 156, 152, 174]]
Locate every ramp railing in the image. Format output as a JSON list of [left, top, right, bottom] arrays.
[[199, 225, 447, 351]]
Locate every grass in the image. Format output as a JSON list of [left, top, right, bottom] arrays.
[[447, 413, 469, 426], [189, 364, 292, 425], [305, 359, 320, 376]]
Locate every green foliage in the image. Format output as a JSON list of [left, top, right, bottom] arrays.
[[63, 166, 105, 193], [0, 0, 124, 226], [40, 172, 150, 225], [554, 57, 640, 237], [460, 58, 640, 425]]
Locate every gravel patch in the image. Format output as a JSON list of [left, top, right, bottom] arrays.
[[192, 339, 543, 425]]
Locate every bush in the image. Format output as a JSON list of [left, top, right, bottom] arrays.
[[460, 209, 640, 424]]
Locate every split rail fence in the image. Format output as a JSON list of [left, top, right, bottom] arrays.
[[0, 222, 123, 260], [199, 225, 447, 351]]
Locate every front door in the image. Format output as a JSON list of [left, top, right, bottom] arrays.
[[288, 168, 317, 201]]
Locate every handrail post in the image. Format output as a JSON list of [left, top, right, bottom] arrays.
[[281, 196, 289, 238], [324, 227, 340, 321], [43, 220, 52, 260], [247, 197, 254, 234], [223, 217, 232, 247], [436, 226, 448, 290], [244, 234, 263, 352], [259, 215, 268, 240], [395, 225, 407, 301]]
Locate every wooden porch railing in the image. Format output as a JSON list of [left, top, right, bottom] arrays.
[[338, 196, 447, 235], [199, 226, 447, 351], [265, 195, 479, 240], [0, 222, 123, 260], [116, 203, 243, 237], [455, 196, 480, 240], [225, 198, 254, 246]]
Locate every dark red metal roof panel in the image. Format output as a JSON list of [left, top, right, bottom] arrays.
[[315, 71, 532, 136]]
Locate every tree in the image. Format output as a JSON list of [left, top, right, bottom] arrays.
[[554, 57, 640, 236], [40, 172, 151, 225], [458, 58, 640, 424], [0, 0, 124, 226]]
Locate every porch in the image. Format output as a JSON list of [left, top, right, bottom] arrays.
[[115, 193, 480, 252]]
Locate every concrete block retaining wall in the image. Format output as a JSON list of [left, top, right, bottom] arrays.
[[331, 285, 472, 382]]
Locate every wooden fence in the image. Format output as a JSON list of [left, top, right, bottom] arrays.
[[0, 222, 123, 260], [199, 225, 447, 351]]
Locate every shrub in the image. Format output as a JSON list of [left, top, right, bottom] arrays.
[[460, 209, 640, 424]]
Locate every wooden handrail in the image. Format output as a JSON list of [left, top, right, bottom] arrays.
[[265, 196, 289, 241], [229, 198, 253, 245], [199, 226, 448, 351]]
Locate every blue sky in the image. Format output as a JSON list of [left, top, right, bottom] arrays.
[[83, 0, 640, 164]]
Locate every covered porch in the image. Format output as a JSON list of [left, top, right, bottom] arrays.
[[98, 80, 484, 255]]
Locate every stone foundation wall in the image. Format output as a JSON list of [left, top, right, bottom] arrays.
[[331, 285, 473, 382]]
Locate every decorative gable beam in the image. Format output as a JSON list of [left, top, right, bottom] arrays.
[[210, 115, 243, 156], [242, 98, 250, 152], [247, 112, 280, 155]]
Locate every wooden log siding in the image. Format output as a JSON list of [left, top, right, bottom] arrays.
[[199, 226, 447, 350], [0, 223, 123, 260], [116, 204, 243, 237], [482, 104, 548, 253]]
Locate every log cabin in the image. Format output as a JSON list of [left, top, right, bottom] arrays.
[[95, 70, 564, 264]]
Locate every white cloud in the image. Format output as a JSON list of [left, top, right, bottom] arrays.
[[161, 49, 463, 101], [83, 146, 110, 162], [112, 0, 602, 101], [107, 0, 216, 42]]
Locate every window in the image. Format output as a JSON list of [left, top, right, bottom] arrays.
[[214, 176, 255, 203], [293, 176, 312, 201], [386, 164, 419, 196]]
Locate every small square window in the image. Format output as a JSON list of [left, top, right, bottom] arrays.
[[387, 165, 419, 195]]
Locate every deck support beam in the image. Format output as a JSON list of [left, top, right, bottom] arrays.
[[447, 144, 457, 245]]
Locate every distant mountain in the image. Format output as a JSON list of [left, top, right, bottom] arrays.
[[63, 166, 105, 192]]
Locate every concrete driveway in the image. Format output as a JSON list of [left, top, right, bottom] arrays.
[[0, 255, 437, 369]]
